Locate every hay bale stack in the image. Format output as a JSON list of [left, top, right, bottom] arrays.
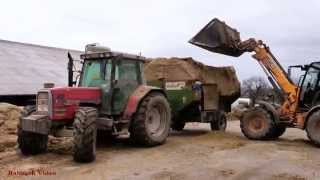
[[0, 103, 23, 135]]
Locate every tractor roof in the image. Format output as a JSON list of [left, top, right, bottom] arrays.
[[80, 51, 146, 62]]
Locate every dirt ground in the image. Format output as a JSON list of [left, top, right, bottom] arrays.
[[0, 121, 319, 180]]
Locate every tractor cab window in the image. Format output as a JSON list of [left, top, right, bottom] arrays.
[[114, 60, 138, 81], [302, 68, 319, 90], [300, 66, 320, 107], [80, 59, 113, 87], [112, 59, 140, 114]]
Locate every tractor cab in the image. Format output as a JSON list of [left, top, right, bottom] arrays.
[[77, 44, 146, 114]]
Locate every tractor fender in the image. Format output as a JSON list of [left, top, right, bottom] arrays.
[[255, 100, 280, 123], [304, 105, 320, 128], [122, 85, 166, 120]]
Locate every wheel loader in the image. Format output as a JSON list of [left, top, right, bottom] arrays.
[[189, 18, 320, 146], [18, 44, 171, 162]]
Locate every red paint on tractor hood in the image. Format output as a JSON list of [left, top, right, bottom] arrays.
[[50, 87, 101, 121]]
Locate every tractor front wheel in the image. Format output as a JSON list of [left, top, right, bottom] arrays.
[[73, 107, 97, 163], [306, 111, 320, 147], [240, 107, 277, 140], [130, 93, 171, 146]]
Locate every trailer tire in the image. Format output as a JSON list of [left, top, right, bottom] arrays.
[[210, 111, 227, 131], [18, 106, 48, 155], [240, 107, 277, 140], [130, 92, 171, 146], [73, 107, 97, 163], [306, 110, 320, 147]]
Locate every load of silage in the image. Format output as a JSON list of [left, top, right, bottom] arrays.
[[144, 57, 240, 97]]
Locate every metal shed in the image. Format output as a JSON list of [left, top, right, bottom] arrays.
[[0, 39, 82, 105]]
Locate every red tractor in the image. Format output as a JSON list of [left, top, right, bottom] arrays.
[[18, 44, 171, 162]]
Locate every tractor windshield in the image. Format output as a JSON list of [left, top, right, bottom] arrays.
[[80, 60, 111, 87]]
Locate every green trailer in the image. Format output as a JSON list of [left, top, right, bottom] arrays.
[[145, 57, 240, 131]]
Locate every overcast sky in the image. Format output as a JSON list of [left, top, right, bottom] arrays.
[[1, 0, 320, 80]]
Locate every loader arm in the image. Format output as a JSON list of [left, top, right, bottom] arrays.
[[189, 18, 300, 121], [237, 38, 300, 118]]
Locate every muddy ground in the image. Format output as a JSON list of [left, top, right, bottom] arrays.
[[0, 121, 319, 180]]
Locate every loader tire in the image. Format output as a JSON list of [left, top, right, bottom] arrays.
[[210, 111, 227, 131], [73, 107, 97, 163], [130, 93, 171, 146], [306, 110, 320, 147], [240, 107, 277, 140], [18, 105, 48, 155]]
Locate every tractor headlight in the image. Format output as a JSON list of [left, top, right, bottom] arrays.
[[37, 92, 49, 112]]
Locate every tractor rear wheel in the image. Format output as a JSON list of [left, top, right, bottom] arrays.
[[306, 111, 320, 146], [210, 111, 227, 131], [18, 106, 48, 155], [73, 107, 97, 163], [130, 93, 171, 146], [240, 107, 277, 140]]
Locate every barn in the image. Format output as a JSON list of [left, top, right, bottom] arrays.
[[0, 39, 82, 105]]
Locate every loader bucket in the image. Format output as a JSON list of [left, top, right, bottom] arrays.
[[189, 18, 244, 57]]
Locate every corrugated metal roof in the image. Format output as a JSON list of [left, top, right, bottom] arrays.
[[0, 39, 83, 95]]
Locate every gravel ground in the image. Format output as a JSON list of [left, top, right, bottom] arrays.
[[0, 121, 319, 180]]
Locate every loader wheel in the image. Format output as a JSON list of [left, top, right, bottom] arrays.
[[18, 106, 48, 155], [73, 107, 97, 163], [130, 93, 171, 146], [210, 111, 227, 131], [306, 111, 320, 147], [240, 107, 276, 140]]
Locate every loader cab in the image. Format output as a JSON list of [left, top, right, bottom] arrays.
[[79, 45, 146, 114], [298, 62, 320, 109]]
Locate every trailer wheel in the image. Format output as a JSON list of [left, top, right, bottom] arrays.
[[73, 107, 97, 163], [18, 106, 48, 155], [306, 110, 320, 147], [130, 92, 171, 146], [210, 111, 227, 131], [240, 107, 276, 140]]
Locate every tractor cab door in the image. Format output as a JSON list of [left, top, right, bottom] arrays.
[[111, 58, 142, 114], [299, 63, 320, 108]]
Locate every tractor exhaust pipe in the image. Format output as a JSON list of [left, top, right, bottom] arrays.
[[67, 52, 74, 87], [189, 18, 244, 57]]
